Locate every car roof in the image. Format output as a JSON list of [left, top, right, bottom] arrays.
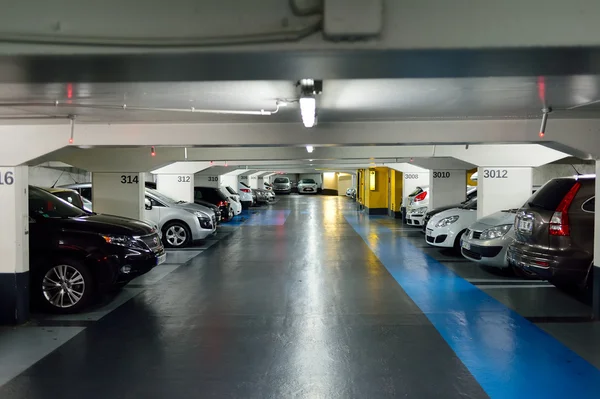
[[42, 187, 79, 194]]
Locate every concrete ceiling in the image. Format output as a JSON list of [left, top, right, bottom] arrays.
[[1, 76, 600, 124]]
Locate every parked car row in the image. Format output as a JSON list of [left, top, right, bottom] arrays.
[[420, 175, 596, 300]]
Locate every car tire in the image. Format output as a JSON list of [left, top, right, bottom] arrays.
[[162, 221, 192, 248], [453, 230, 466, 254], [36, 258, 95, 314]]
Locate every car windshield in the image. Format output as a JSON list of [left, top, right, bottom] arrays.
[[408, 187, 423, 197], [50, 190, 85, 209], [273, 178, 289, 183], [147, 188, 179, 204], [30, 186, 87, 219], [226, 186, 238, 195], [299, 179, 316, 184], [461, 197, 478, 210]]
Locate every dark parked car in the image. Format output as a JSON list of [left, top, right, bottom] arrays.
[[508, 176, 595, 296], [194, 186, 233, 221], [422, 188, 478, 233], [194, 198, 223, 223], [29, 186, 165, 313]]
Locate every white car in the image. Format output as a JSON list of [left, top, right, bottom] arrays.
[[297, 178, 319, 194], [220, 186, 242, 216], [406, 185, 430, 226], [238, 182, 253, 209], [425, 197, 478, 251], [461, 209, 517, 268]]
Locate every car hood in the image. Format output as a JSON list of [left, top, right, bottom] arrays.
[[172, 201, 214, 217], [62, 213, 155, 236], [468, 210, 517, 231], [427, 204, 460, 216], [428, 207, 478, 227]]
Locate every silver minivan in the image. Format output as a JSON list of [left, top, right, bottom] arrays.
[[61, 183, 216, 248]]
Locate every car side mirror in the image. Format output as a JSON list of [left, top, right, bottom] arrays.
[[145, 198, 152, 210]]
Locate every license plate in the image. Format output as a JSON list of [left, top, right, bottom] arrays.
[[156, 253, 167, 266], [462, 240, 471, 250], [518, 219, 533, 233]]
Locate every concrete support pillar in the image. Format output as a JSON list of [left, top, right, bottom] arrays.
[[92, 172, 145, 220], [477, 167, 532, 219], [593, 161, 600, 319], [194, 173, 221, 189], [364, 167, 389, 215], [249, 174, 260, 189], [0, 166, 29, 324], [220, 174, 238, 190], [389, 169, 403, 218], [428, 170, 467, 209], [156, 173, 194, 203]]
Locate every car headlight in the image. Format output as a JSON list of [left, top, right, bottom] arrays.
[[410, 207, 428, 215], [102, 234, 140, 248], [479, 224, 512, 240], [189, 210, 210, 220], [435, 215, 459, 228]]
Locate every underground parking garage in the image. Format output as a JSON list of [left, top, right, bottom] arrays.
[[4, 1, 600, 398]]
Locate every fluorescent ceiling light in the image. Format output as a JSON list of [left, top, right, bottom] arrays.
[[306, 145, 314, 153], [300, 97, 316, 128]]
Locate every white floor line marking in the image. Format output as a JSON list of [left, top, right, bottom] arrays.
[[479, 285, 555, 289]]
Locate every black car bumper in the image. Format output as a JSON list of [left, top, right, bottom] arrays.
[[96, 246, 164, 291]]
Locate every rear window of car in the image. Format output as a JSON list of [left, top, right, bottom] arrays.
[[582, 197, 595, 213], [226, 186, 237, 195], [273, 178, 289, 183], [526, 178, 578, 211], [408, 187, 423, 197]]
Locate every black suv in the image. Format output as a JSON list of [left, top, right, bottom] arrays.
[[194, 186, 233, 221], [508, 176, 595, 296], [30, 186, 165, 313]]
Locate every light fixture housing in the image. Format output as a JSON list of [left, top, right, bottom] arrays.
[[297, 79, 322, 128]]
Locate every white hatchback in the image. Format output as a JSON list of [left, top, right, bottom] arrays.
[[220, 186, 242, 216], [425, 197, 478, 251]]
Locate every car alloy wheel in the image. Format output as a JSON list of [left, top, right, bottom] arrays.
[[165, 225, 188, 247], [42, 265, 85, 308]]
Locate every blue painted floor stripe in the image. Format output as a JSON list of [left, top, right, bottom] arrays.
[[345, 212, 600, 399]]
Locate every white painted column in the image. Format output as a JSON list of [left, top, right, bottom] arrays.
[[156, 174, 194, 203], [194, 174, 221, 188], [249, 174, 260, 189], [92, 172, 145, 219], [0, 166, 29, 324], [428, 170, 467, 209], [402, 171, 430, 205], [593, 161, 600, 318], [220, 175, 238, 190], [477, 167, 532, 219]]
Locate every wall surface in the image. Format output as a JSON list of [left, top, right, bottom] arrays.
[[220, 175, 238, 191], [322, 172, 338, 194], [29, 166, 89, 188], [533, 163, 594, 186], [337, 173, 352, 196]]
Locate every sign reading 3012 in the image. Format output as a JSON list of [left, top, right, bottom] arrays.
[[483, 169, 508, 179]]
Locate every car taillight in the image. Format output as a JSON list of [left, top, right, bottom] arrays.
[[240, 188, 251, 193], [549, 182, 581, 236], [217, 201, 227, 207], [414, 191, 427, 202]]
